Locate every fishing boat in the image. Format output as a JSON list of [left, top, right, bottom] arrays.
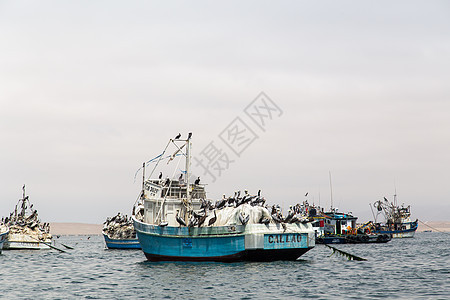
[[103, 213, 140, 249], [132, 134, 315, 262], [2, 185, 52, 250], [312, 208, 391, 244], [369, 194, 418, 238], [0, 225, 9, 253]]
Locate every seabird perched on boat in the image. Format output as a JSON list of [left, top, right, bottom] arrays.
[[196, 208, 207, 227], [284, 210, 295, 223], [215, 198, 226, 209], [188, 132, 192, 140], [195, 177, 200, 185], [259, 216, 270, 224], [239, 212, 249, 225], [197, 213, 207, 227], [175, 133, 181, 140], [257, 190, 261, 197], [176, 210, 187, 226], [188, 215, 198, 227], [200, 198, 208, 209], [271, 213, 282, 223], [159, 172, 163, 179], [227, 196, 235, 206], [208, 210, 217, 226]]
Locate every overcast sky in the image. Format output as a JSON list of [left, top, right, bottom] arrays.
[[1, 1, 449, 223]]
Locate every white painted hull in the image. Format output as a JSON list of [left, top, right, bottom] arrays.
[[3, 240, 51, 250], [392, 230, 416, 238], [3, 233, 52, 250]]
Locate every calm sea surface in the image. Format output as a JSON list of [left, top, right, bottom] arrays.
[[1, 232, 449, 299]]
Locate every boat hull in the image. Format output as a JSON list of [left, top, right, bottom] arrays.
[[0, 229, 9, 252], [103, 233, 141, 249], [134, 218, 314, 262], [316, 233, 391, 244], [3, 240, 52, 250], [2, 232, 51, 250], [373, 221, 418, 238]]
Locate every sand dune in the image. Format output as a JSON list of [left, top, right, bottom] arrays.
[[417, 221, 450, 232], [50, 223, 102, 235]]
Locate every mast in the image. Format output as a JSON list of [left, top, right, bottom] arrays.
[[185, 138, 191, 201], [329, 171, 333, 211], [141, 162, 145, 199]]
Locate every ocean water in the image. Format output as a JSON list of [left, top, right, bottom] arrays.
[[1, 233, 449, 299]]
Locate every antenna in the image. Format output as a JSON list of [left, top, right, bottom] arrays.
[[394, 182, 397, 207], [141, 162, 145, 197], [329, 171, 333, 211], [186, 138, 191, 201]]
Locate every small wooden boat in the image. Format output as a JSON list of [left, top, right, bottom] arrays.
[[103, 213, 140, 249], [313, 211, 391, 244], [103, 232, 141, 249]]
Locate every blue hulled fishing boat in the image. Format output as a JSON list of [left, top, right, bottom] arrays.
[[103, 233, 140, 249], [370, 195, 418, 238], [103, 213, 140, 249], [132, 134, 315, 262]]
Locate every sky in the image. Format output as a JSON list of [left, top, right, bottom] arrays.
[[1, 1, 449, 223]]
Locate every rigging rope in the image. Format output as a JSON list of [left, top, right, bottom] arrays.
[[418, 219, 450, 234]]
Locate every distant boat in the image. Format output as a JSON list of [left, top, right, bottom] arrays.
[[0, 225, 9, 253], [370, 194, 418, 238], [132, 135, 315, 262], [2, 185, 52, 250], [102, 213, 140, 249], [102, 233, 140, 249], [312, 209, 391, 244]]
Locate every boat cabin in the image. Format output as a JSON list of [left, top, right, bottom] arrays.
[[140, 179, 205, 226], [312, 210, 358, 237]]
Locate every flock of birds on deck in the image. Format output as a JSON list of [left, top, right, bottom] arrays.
[[103, 213, 136, 239], [174, 190, 314, 228], [1, 197, 50, 236]]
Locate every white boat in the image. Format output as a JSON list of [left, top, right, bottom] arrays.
[[0, 225, 9, 253], [132, 134, 315, 262], [2, 185, 52, 250]]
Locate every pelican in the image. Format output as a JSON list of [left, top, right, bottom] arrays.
[[259, 216, 270, 224], [159, 172, 163, 179], [176, 210, 186, 226], [208, 210, 217, 226], [239, 212, 249, 225], [197, 210, 207, 227], [271, 213, 282, 223]]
